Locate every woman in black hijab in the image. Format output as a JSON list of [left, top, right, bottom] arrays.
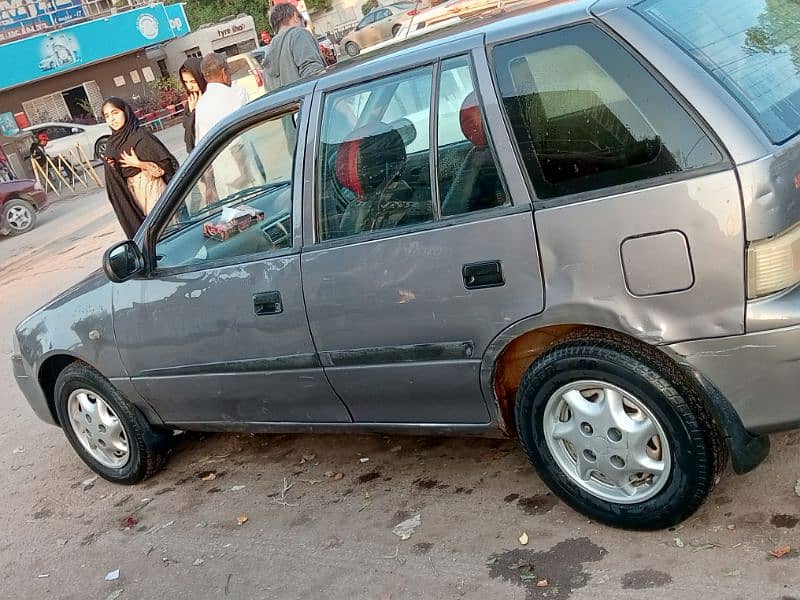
[[102, 97, 179, 238], [178, 58, 207, 152]]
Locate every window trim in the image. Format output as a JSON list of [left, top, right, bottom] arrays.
[[143, 102, 305, 278], [311, 51, 513, 246], [486, 19, 733, 210]]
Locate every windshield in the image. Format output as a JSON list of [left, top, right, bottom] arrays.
[[635, 0, 800, 143]]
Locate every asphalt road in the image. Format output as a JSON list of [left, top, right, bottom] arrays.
[[0, 126, 798, 600]]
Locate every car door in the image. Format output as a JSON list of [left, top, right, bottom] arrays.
[[302, 42, 544, 424], [489, 23, 744, 343], [113, 96, 351, 426], [365, 9, 392, 45]]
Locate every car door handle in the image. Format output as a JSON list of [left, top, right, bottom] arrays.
[[463, 261, 504, 289], [254, 291, 283, 315]]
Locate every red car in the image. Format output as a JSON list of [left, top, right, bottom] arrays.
[[0, 178, 48, 235]]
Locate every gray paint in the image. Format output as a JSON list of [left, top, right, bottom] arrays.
[[746, 284, 800, 334], [667, 326, 800, 432], [621, 231, 694, 296]]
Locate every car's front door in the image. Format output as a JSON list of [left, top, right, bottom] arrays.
[[113, 101, 351, 426], [302, 47, 544, 424]]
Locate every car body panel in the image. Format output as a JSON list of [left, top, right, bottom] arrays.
[[24, 121, 110, 160], [227, 53, 266, 101]]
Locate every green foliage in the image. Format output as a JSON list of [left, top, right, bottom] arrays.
[[361, 0, 377, 15], [306, 0, 333, 12], [150, 76, 186, 107]]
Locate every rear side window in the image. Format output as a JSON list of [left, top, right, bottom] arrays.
[[635, 0, 800, 144], [227, 58, 249, 81], [493, 24, 723, 200]]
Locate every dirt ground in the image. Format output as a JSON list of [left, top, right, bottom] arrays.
[[0, 126, 798, 600]]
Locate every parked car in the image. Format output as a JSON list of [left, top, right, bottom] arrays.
[[1, 178, 47, 235], [24, 121, 111, 160], [340, 1, 422, 56], [15, 0, 800, 530], [226, 52, 266, 101]]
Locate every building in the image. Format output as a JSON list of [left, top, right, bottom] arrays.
[[0, 0, 190, 126], [148, 13, 259, 78]]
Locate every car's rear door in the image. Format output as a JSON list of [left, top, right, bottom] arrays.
[[113, 91, 351, 426], [301, 37, 544, 424]]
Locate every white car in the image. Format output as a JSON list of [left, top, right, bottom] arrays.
[[24, 121, 112, 161]]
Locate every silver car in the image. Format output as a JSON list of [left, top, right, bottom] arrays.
[[340, 2, 420, 57], [12, 0, 800, 530]]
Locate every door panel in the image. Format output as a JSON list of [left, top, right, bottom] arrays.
[[113, 257, 351, 424], [302, 212, 543, 422]]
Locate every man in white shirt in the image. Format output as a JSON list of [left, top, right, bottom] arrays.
[[194, 53, 259, 202]]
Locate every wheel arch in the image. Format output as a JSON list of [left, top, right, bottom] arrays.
[[38, 353, 84, 426]]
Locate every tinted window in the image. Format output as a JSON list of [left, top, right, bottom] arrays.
[[635, 0, 800, 143], [375, 9, 391, 20], [437, 56, 507, 216], [493, 24, 723, 199], [155, 112, 297, 270], [317, 67, 434, 241], [358, 13, 375, 27]]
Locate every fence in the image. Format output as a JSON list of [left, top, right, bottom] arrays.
[[30, 143, 103, 197]]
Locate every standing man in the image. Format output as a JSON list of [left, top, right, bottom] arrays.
[[262, 3, 325, 92], [29, 132, 50, 175], [194, 52, 249, 142]]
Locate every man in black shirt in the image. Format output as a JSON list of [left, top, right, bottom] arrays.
[[29, 132, 50, 173]]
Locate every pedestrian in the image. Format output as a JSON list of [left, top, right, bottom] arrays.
[[178, 57, 207, 153], [29, 132, 51, 178], [194, 52, 249, 142], [262, 3, 325, 92], [101, 97, 179, 238]]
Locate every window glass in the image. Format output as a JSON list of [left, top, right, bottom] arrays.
[[358, 13, 375, 28], [437, 56, 507, 216], [227, 57, 249, 79], [317, 67, 434, 241], [155, 112, 297, 270], [493, 24, 723, 199], [635, 0, 800, 143], [375, 9, 391, 20]]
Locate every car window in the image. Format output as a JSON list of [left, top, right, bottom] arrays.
[[45, 126, 74, 139], [374, 9, 391, 20], [437, 56, 508, 217], [493, 24, 724, 200], [155, 111, 297, 270], [317, 66, 434, 241], [227, 57, 249, 80], [358, 13, 375, 28]]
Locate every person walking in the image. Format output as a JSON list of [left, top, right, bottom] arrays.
[[178, 57, 208, 153], [102, 97, 179, 238], [262, 3, 325, 92]]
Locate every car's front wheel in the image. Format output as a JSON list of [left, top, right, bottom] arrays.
[[54, 362, 171, 484], [3, 198, 36, 235], [94, 136, 109, 160], [515, 332, 724, 530], [345, 41, 360, 57]]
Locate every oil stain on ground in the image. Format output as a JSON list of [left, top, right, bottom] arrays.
[[771, 514, 799, 528], [621, 569, 672, 589], [518, 493, 558, 515], [487, 537, 607, 599]]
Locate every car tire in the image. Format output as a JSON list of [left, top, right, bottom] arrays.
[[94, 136, 110, 160], [345, 41, 360, 57], [54, 362, 171, 484], [3, 198, 37, 235], [514, 331, 725, 530]]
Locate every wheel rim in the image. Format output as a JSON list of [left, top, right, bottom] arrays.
[[67, 388, 130, 469], [346, 43, 358, 56], [542, 380, 671, 504], [96, 139, 107, 159], [6, 205, 32, 231]]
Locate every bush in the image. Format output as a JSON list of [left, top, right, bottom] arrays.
[[150, 76, 186, 108]]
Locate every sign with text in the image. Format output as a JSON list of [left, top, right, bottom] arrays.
[[0, 3, 190, 91], [0, 0, 85, 43]]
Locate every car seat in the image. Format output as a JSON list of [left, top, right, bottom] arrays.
[[441, 92, 506, 216]]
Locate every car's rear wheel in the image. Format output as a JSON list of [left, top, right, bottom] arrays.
[[345, 41, 360, 57], [54, 362, 171, 484], [94, 136, 110, 160], [515, 332, 724, 530], [3, 198, 36, 235], [391, 24, 402, 36]]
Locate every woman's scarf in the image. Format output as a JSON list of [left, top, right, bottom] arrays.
[[180, 58, 207, 152]]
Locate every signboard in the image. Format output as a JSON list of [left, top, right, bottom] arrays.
[[0, 0, 85, 43], [0, 3, 190, 91]]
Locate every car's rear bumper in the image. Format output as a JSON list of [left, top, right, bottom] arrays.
[[666, 324, 800, 433]]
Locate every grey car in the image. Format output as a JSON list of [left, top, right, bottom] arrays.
[[12, 0, 800, 530]]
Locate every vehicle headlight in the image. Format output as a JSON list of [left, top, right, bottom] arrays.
[[747, 221, 800, 298]]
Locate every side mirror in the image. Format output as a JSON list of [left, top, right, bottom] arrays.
[[103, 240, 145, 283]]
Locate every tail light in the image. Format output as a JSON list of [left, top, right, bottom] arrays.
[[746, 222, 800, 298], [251, 68, 264, 88]]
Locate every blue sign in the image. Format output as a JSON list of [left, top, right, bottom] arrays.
[[0, 0, 85, 43], [0, 3, 190, 90]]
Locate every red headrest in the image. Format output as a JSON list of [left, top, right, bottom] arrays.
[[334, 122, 406, 201], [459, 92, 487, 148]]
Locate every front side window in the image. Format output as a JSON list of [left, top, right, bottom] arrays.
[[155, 112, 297, 270], [493, 24, 723, 200], [317, 67, 434, 241], [635, 0, 800, 143]]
